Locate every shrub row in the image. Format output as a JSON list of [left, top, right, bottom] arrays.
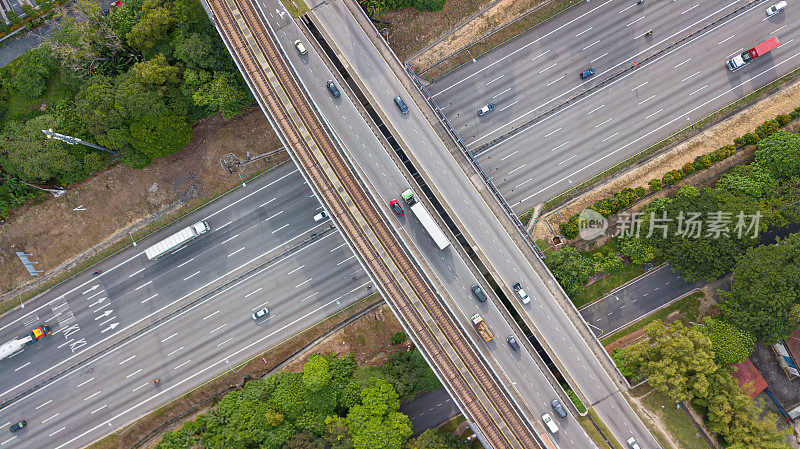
[[558, 106, 800, 240]]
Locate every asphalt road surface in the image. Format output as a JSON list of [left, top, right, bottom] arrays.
[[579, 264, 700, 338], [309, 2, 659, 447], [0, 164, 372, 449], [428, 0, 800, 212], [400, 388, 460, 436], [265, 3, 599, 447]]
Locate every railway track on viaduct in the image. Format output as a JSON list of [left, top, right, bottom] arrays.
[[204, 0, 541, 447]]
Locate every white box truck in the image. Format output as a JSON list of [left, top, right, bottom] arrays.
[[401, 189, 451, 250], [145, 221, 210, 260]]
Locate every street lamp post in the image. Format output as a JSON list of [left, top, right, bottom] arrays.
[[129, 230, 137, 247], [42, 129, 119, 157]]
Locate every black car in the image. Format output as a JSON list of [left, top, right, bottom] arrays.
[[9, 420, 26, 433], [326, 81, 340, 98], [551, 399, 567, 418], [471, 284, 487, 302], [506, 336, 520, 351], [580, 67, 595, 79]]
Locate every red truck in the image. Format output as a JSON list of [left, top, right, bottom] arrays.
[[727, 37, 780, 71]]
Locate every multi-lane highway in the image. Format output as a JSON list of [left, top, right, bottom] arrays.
[[309, 1, 660, 447], [428, 0, 799, 211], [0, 164, 371, 449], [260, 3, 598, 446]]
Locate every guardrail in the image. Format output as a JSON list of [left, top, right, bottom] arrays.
[[405, 63, 546, 260]]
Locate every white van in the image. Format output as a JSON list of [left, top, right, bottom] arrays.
[[542, 413, 559, 433], [314, 211, 328, 222]]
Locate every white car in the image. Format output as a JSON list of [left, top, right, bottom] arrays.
[[766, 1, 786, 15], [314, 211, 328, 222], [542, 413, 558, 433], [252, 307, 269, 320], [294, 39, 307, 55], [627, 437, 641, 449], [512, 283, 530, 304]]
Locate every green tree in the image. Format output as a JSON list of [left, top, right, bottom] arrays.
[[191, 70, 250, 120], [75, 75, 125, 135], [620, 321, 718, 401], [172, 30, 226, 69], [720, 232, 800, 343], [381, 348, 441, 399], [700, 317, 756, 364], [0, 115, 84, 183], [131, 54, 181, 85], [643, 188, 761, 282], [114, 72, 169, 120], [83, 152, 108, 173], [616, 236, 656, 265], [590, 251, 622, 274], [346, 378, 411, 449], [543, 246, 593, 297], [283, 432, 326, 449], [128, 112, 192, 159], [11, 46, 56, 99], [716, 164, 778, 199], [754, 130, 800, 180], [406, 429, 466, 449], [303, 354, 333, 392], [324, 415, 354, 449], [698, 369, 790, 448], [126, 0, 176, 51]]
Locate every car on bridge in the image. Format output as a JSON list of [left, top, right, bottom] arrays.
[[389, 199, 404, 216], [326, 81, 340, 98], [394, 96, 409, 114], [512, 283, 530, 304]]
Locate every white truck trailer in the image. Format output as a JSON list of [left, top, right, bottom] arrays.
[[401, 189, 451, 250], [0, 325, 51, 361], [145, 221, 210, 260]]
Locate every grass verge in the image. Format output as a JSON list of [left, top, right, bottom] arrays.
[[280, 0, 309, 17], [641, 391, 708, 449], [537, 66, 800, 216], [573, 262, 646, 309], [600, 291, 703, 346], [86, 293, 383, 449], [419, 0, 582, 80]]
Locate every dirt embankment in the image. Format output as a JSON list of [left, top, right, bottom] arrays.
[[0, 108, 286, 299]]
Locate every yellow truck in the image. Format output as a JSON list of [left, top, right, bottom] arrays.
[[471, 314, 494, 342]]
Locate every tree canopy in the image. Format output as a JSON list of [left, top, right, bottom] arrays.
[[720, 232, 800, 344]]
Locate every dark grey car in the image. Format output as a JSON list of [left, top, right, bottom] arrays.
[[9, 420, 26, 433], [551, 399, 567, 418], [471, 284, 487, 302]]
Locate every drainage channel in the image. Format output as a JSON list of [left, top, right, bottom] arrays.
[[303, 13, 560, 377]]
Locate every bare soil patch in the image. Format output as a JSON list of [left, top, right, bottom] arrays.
[[532, 78, 800, 242], [282, 302, 407, 371], [406, 0, 541, 69], [0, 108, 286, 298], [377, 0, 496, 62]]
